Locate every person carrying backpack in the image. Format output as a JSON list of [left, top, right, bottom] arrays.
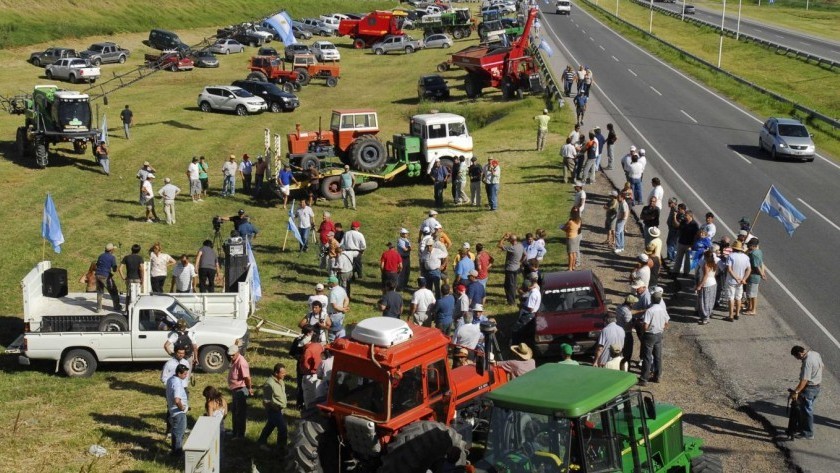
[[165, 319, 198, 365]]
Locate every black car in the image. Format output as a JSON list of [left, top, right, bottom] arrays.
[[189, 50, 219, 68], [284, 43, 311, 61], [417, 74, 450, 101], [231, 80, 299, 113], [258, 46, 279, 57]]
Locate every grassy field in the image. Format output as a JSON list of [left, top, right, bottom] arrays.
[[0, 4, 575, 471], [582, 0, 840, 158], [693, 0, 840, 41]]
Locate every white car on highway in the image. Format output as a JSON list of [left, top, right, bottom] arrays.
[[759, 117, 816, 162]]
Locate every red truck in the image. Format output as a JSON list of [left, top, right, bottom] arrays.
[[144, 51, 194, 71], [338, 11, 404, 49], [532, 270, 608, 358]]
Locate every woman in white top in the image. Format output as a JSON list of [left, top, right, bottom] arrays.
[[149, 242, 175, 293], [694, 250, 718, 325]]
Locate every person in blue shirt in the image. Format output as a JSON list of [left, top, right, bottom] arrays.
[[433, 284, 455, 336], [166, 364, 190, 455], [95, 243, 121, 313], [454, 250, 475, 285], [466, 271, 486, 309], [429, 160, 450, 208], [277, 164, 297, 209], [237, 216, 259, 241]]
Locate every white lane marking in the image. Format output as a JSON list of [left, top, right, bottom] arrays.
[[732, 150, 751, 164], [582, 29, 586, 33], [799, 41, 810, 46], [628, 68, 638, 77], [680, 109, 698, 123], [611, 55, 619, 61], [649, 86, 662, 96], [542, 12, 840, 353], [599, 45, 606, 51], [590, 36, 595, 41], [775, 34, 784, 39], [797, 199, 840, 233]]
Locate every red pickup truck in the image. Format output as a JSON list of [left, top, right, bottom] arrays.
[[532, 269, 608, 357], [145, 52, 194, 72]]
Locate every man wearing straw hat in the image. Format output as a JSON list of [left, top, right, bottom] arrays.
[[494, 343, 536, 378]]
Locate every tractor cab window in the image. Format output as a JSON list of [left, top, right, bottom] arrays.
[[485, 407, 571, 471], [333, 371, 386, 417], [55, 98, 92, 132], [542, 286, 598, 312], [572, 408, 623, 473], [447, 122, 467, 138], [427, 124, 447, 139], [391, 365, 423, 417], [426, 360, 448, 397]]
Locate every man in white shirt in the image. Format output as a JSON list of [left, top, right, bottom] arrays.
[[560, 137, 577, 183], [158, 177, 181, 225], [170, 254, 197, 293], [639, 291, 669, 386], [648, 177, 664, 210], [410, 277, 436, 325], [141, 174, 159, 223], [454, 312, 481, 350], [222, 155, 238, 197], [419, 210, 440, 244], [573, 181, 586, 214], [725, 241, 751, 321], [702, 212, 717, 240], [308, 283, 329, 312], [186, 157, 202, 202], [341, 221, 367, 279], [296, 201, 316, 252]]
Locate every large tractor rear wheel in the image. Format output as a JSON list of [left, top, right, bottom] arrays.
[[34, 138, 48, 168], [691, 454, 723, 473], [349, 135, 387, 172], [464, 74, 482, 99], [295, 68, 311, 86], [353, 38, 366, 49], [247, 71, 268, 82], [379, 421, 467, 473], [285, 414, 341, 473]]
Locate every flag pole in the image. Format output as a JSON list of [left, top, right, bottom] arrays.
[[282, 199, 294, 251], [750, 186, 773, 234]]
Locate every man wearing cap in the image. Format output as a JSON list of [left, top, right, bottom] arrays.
[[238, 216, 258, 241], [573, 181, 587, 214], [430, 159, 450, 208], [558, 344, 579, 365], [141, 174, 159, 223], [724, 241, 751, 321], [639, 289, 669, 385], [95, 243, 121, 313], [137, 160, 156, 186], [227, 344, 253, 440], [617, 295, 638, 371], [296, 200, 316, 252], [594, 314, 624, 367], [483, 158, 501, 211], [420, 239, 448, 299], [789, 345, 823, 440], [222, 155, 238, 197], [494, 343, 536, 378], [318, 212, 336, 270], [341, 221, 367, 279], [410, 277, 436, 325], [186, 157, 202, 202], [378, 280, 403, 319], [498, 233, 525, 305], [308, 283, 328, 312], [621, 146, 638, 183], [380, 242, 402, 288], [419, 210, 440, 244], [166, 364, 190, 454], [534, 109, 551, 151], [277, 164, 297, 209], [239, 154, 253, 194], [454, 247, 475, 286], [627, 154, 645, 206], [339, 165, 356, 210], [397, 229, 412, 290], [158, 178, 181, 225], [604, 345, 625, 371], [468, 156, 483, 206]]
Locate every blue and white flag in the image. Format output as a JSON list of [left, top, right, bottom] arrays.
[[538, 39, 553, 57], [264, 11, 297, 45], [245, 239, 262, 302], [760, 185, 806, 236], [42, 194, 65, 253], [287, 200, 304, 246], [100, 113, 108, 144]]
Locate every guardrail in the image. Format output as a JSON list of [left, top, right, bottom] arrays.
[[627, 0, 839, 71], [580, 0, 840, 129], [530, 42, 566, 112]]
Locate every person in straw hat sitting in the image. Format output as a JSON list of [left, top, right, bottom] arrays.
[[494, 343, 536, 379]]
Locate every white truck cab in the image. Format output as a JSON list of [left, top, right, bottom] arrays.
[[556, 0, 571, 15], [410, 113, 473, 173]]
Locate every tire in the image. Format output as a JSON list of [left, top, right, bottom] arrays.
[[501, 77, 514, 100], [437, 62, 450, 72], [691, 454, 723, 473], [771, 147, 778, 161], [462, 27, 473, 39], [405, 46, 415, 54], [32, 58, 41, 67], [375, 48, 385, 55], [320, 176, 342, 200], [247, 71, 268, 82], [92, 58, 101, 66], [62, 349, 98, 378], [295, 68, 311, 86], [73, 140, 86, 155], [325, 76, 338, 87], [356, 181, 379, 193], [453, 28, 464, 40], [379, 421, 467, 473], [464, 74, 482, 99], [285, 415, 341, 473], [34, 139, 48, 168], [45, 70, 53, 80], [199, 345, 229, 373], [250, 41, 257, 47], [169, 63, 178, 72], [118, 55, 126, 64], [270, 101, 282, 113], [299, 154, 320, 171], [225, 49, 230, 55], [98, 314, 128, 332], [350, 135, 387, 172], [199, 101, 212, 112], [353, 38, 366, 49], [235, 105, 248, 116], [444, 42, 451, 49], [281, 82, 295, 93], [15, 127, 29, 159]]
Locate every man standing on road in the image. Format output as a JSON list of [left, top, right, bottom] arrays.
[[534, 109, 550, 151], [672, 209, 699, 276], [665, 199, 682, 262], [186, 157, 202, 203], [120, 104, 133, 139], [745, 239, 766, 316], [562, 65, 575, 97], [119, 244, 144, 308], [560, 138, 576, 183], [639, 288, 669, 386], [604, 123, 618, 170], [227, 345, 253, 440], [581, 132, 599, 185], [158, 178, 181, 225], [166, 364, 190, 455], [498, 233, 524, 305], [614, 192, 629, 254], [789, 345, 823, 440], [340, 165, 356, 210], [258, 363, 288, 452], [724, 241, 751, 321], [593, 126, 606, 178], [195, 240, 220, 293], [95, 243, 121, 313], [574, 93, 588, 126]]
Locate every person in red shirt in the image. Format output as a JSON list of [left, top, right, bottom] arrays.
[[299, 329, 324, 409], [380, 241, 403, 289], [318, 212, 336, 270], [227, 345, 252, 440], [475, 243, 494, 288]]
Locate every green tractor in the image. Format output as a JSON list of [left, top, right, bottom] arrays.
[[13, 85, 99, 168], [473, 364, 722, 473]]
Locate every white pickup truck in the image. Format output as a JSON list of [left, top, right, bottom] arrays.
[[6, 261, 250, 377], [45, 57, 101, 84]]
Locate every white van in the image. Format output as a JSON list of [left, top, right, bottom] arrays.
[[556, 0, 571, 15]]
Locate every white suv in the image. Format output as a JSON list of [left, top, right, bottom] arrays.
[[311, 41, 341, 61], [198, 85, 267, 116]]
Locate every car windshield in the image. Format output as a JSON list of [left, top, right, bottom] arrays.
[[424, 76, 445, 85], [320, 44, 335, 50], [56, 99, 92, 130], [778, 124, 809, 138], [485, 407, 572, 470], [332, 371, 386, 417], [167, 301, 199, 327], [230, 88, 254, 98], [542, 286, 598, 312]]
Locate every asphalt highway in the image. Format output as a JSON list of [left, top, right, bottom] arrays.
[[537, 5, 840, 465], [653, 1, 840, 62]]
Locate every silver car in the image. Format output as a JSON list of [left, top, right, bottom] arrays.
[[208, 39, 245, 55], [198, 85, 267, 116], [759, 117, 815, 161], [423, 33, 453, 49], [371, 35, 424, 55]]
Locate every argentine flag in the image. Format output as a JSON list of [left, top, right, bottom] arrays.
[[759, 186, 806, 236], [264, 11, 297, 45], [538, 39, 553, 57]]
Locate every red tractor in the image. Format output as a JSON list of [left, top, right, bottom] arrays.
[[286, 109, 388, 172], [339, 11, 405, 49], [450, 7, 543, 99], [246, 56, 302, 92], [285, 317, 509, 473]]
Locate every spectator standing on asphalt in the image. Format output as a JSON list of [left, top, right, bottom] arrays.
[[582, 132, 599, 184], [648, 177, 664, 211], [95, 243, 121, 313], [430, 159, 450, 208], [296, 200, 315, 252], [257, 363, 288, 452], [253, 156, 268, 197], [222, 155, 238, 197], [604, 123, 618, 170], [195, 240, 220, 293], [575, 65, 586, 94], [149, 242, 175, 293], [119, 244, 145, 307], [483, 158, 501, 211], [639, 288, 669, 386], [672, 209, 699, 276], [166, 364, 190, 455], [574, 93, 587, 126], [563, 65, 575, 96], [627, 155, 645, 205], [789, 345, 823, 440], [227, 345, 252, 440], [498, 233, 524, 305], [614, 192, 629, 254], [594, 313, 624, 367], [239, 154, 253, 195], [120, 104, 133, 139], [573, 181, 586, 214], [593, 126, 606, 177], [187, 157, 202, 203], [616, 295, 638, 371], [665, 198, 682, 262], [694, 250, 718, 325], [630, 254, 651, 288], [468, 157, 483, 207], [745, 239, 766, 316], [702, 212, 717, 240], [646, 240, 662, 288], [560, 137, 577, 183], [561, 207, 582, 271], [724, 241, 751, 321], [582, 67, 594, 96], [640, 196, 660, 245], [158, 178, 181, 225], [534, 109, 550, 151]]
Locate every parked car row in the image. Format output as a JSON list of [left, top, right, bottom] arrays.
[[29, 42, 129, 67], [198, 79, 302, 116]]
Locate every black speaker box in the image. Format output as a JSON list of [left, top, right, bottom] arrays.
[[42, 267, 69, 298]]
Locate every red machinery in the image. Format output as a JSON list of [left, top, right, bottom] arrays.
[[286, 109, 387, 172], [338, 11, 405, 49], [450, 7, 543, 99]]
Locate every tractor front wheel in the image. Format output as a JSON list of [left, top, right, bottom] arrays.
[[15, 127, 30, 159], [247, 71, 268, 82], [34, 138, 48, 168], [319, 176, 342, 201], [325, 76, 338, 88], [379, 421, 467, 473], [285, 415, 341, 473]]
